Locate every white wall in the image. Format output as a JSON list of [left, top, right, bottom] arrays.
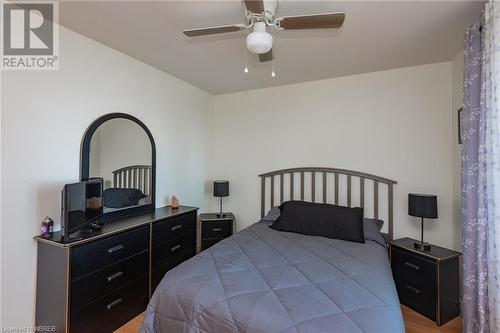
[[452, 50, 464, 251], [0, 26, 213, 327], [212, 62, 455, 249]]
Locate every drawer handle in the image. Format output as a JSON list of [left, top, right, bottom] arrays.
[[404, 262, 420, 270], [405, 284, 420, 295], [171, 225, 182, 231], [107, 244, 124, 254], [106, 298, 123, 311], [171, 245, 181, 252], [212, 228, 223, 232], [106, 271, 123, 282]]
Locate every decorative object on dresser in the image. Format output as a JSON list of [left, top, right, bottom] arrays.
[[34, 206, 198, 333], [171, 195, 179, 209], [213, 180, 229, 217], [40, 216, 54, 238], [389, 237, 461, 326], [408, 193, 438, 251], [200, 212, 234, 250]]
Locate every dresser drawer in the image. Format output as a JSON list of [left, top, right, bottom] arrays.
[[152, 235, 195, 268], [71, 226, 149, 279], [202, 221, 232, 239], [152, 212, 196, 247], [202, 238, 224, 250], [71, 250, 148, 311], [70, 275, 148, 333], [395, 279, 437, 321], [391, 247, 437, 321], [152, 249, 196, 292], [391, 247, 436, 291]]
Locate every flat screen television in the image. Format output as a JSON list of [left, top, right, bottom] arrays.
[[61, 178, 103, 238]]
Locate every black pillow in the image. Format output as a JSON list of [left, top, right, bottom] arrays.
[[103, 188, 146, 208], [269, 201, 365, 243]]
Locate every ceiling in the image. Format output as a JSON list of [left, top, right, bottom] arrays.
[[59, 1, 484, 95]]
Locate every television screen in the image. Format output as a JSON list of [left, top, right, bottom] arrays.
[[85, 178, 103, 222], [62, 179, 103, 236]]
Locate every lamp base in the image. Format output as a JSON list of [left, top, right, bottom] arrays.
[[216, 212, 226, 218], [414, 241, 431, 251]]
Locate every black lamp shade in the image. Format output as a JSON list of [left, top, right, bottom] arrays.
[[213, 181, 229, 197], [408, 193, 438, 219]]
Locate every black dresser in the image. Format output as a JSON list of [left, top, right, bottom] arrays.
[[389, 237, 461, 326], [34, 206, 197, 333]]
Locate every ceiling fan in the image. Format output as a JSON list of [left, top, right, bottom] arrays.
[[183, 0, 345, 63]]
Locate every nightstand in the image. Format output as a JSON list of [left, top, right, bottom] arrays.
[[389, 238, 461, 326], [200, 212, 235, 250]]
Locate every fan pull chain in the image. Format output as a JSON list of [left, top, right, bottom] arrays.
[[244, 49, 249, 73], [271, 58, 276, 77]]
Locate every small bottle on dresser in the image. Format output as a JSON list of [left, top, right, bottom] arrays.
[[41, 216, 54, 238]]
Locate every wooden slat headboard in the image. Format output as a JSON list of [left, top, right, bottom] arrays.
[[259, 167, 397, 240], [112, 165, 152, 196]]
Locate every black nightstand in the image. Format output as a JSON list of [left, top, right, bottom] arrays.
[[200, 213, 235, 250], [389, 238, 461, 326]]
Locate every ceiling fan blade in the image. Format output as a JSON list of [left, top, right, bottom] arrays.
[[259, 49, 273, 62], [278, 12, 345, 30], [183, 24, 243, 37], [243, 0, 264, 14]]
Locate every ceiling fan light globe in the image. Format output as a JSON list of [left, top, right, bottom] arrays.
[[246, 31, 273, 54]]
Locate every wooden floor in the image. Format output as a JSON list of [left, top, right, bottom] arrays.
[[401, 306, 462, 333], [115, 313, 144, 333], [115, 305, 462, 333]]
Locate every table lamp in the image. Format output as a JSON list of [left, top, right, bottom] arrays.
[[213, 180, 229, 217], [408, 193, 438, 251]]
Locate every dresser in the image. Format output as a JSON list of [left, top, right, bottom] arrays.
[[389, 237, 461, 326], [34, 206, 198, 333]]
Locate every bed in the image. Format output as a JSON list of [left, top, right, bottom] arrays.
[[103, 164, 152, 210], [142, 167, 404, 333]]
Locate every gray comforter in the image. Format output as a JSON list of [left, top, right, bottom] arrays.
[[142, 222, 404, 333]]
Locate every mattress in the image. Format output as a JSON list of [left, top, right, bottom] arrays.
[[141, 222, 404, 333]]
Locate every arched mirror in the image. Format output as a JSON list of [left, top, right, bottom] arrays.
[[81, 113, 156, 219]]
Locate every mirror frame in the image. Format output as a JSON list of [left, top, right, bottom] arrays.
[[80, 113, 156, 220]]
